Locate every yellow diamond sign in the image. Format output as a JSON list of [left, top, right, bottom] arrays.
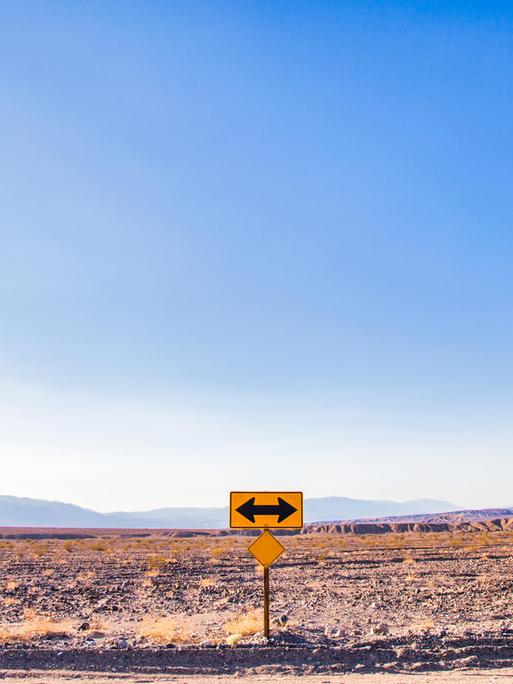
[[248, 530, 284, 568]]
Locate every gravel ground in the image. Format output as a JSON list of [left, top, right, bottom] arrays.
[[2, 668, 513, 682], [1, 531, 513, 676]]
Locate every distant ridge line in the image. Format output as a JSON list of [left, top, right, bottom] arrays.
[[2, 495, 509, 530], [1, 513, 513, 540], [0, 494, 460, 528]]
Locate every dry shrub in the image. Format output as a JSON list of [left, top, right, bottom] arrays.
[[448, 535, 465, 547], [140, 577, 156, 590], [138, 617, 189, 644], [225, 609, 262, 637], [146, 555, 169, 576], [210, 546, 225, 560], [477, 573, 489, 587], [254, 563, 265, 576], [32, 543, 48, 558], [85, 618, 114, 638], [6, 580, 18, 591], [472, 533, 492, 549], [316, 551, 328, 564], [199, 577, 216, 588], [389, 534, 404, 548], [358, 536, 374, 547], [416, 618, 435, 631], [0, 610, 74, 642], [307, 579, 323, 591], [77, 570, 95, 582]]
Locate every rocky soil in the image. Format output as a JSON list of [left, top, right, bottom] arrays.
[[3, 669, 513, 683], [1, 530, 513, 676]]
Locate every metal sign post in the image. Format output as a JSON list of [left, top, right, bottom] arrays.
[[263, 566, 270, 639]]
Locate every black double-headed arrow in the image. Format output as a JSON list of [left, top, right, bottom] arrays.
[[236, 496, 297, 523]]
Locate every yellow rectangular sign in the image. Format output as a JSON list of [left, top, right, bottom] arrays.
[[230, 491, 303, 529]]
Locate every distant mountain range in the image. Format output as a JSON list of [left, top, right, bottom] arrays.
[[0, 495, 462, 528]]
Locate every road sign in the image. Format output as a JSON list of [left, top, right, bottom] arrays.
[[230, 491, 303, 529], [230, 490, 303, 640], [248, 530, 285, 568]]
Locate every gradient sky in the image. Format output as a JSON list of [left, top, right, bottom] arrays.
[[1, 1, 513, 511]]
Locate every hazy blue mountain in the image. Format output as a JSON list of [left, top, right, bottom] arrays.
[[304, 496, 460, 522], [0, 496, 112, 527], [0, 494, 462, 528], [112, 507, 229, 528]]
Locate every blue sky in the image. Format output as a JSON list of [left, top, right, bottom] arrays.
[[1, 1, 513, 510]]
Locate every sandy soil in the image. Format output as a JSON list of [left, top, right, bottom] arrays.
[[1, 530, 513, 676]]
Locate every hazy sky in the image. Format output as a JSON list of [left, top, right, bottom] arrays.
[[1, 1, 513, 511]]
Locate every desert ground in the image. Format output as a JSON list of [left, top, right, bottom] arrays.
[[2, 670, 513, 683], [1, 528, 513, 680]]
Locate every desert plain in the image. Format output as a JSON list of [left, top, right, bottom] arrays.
[[1, 527, 513, 682]]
